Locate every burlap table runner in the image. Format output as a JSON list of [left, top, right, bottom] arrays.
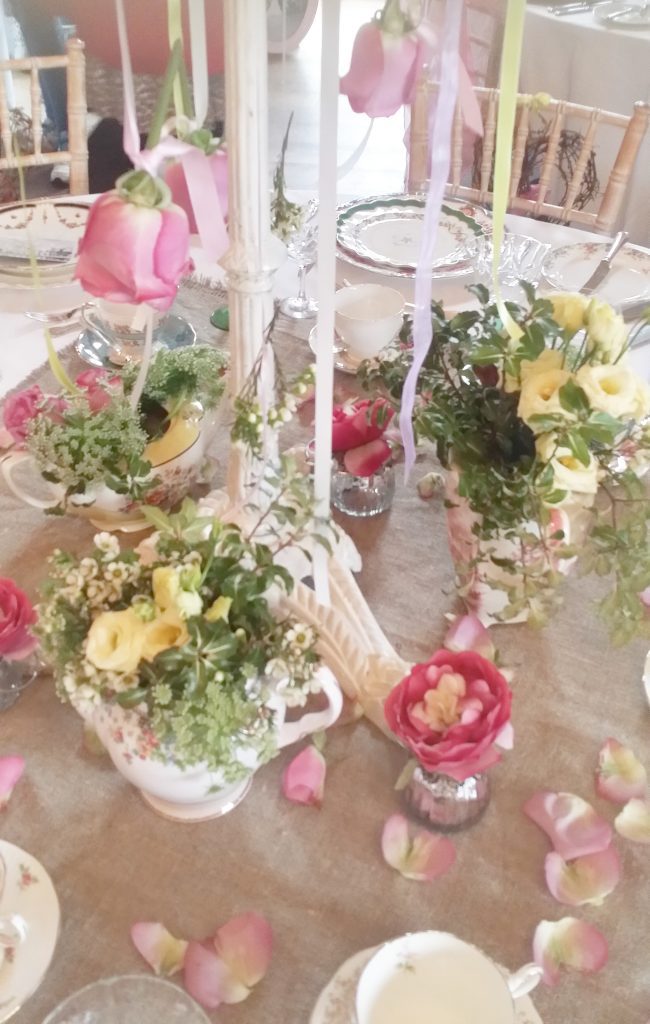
[[1, 282, 649, 1024]]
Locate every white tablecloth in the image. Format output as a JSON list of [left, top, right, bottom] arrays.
[[521, 5, 650, 245]]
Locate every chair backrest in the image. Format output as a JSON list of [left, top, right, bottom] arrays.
[[0, 36, 88, 195], [408, 82, 650, 234], [464, 0, 505, 89]]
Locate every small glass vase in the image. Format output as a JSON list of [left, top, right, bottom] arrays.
[[331, 462, 395, 518], [402, 764, 490, 831], [0, 654, 39, 712]]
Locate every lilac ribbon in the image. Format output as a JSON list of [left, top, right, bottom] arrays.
[[399, 0, 463, 477]]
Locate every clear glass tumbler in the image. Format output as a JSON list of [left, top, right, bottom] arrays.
[[331, 461, 395, 518], [470, 234, 551, 304], [42, 975, 211, 1024]]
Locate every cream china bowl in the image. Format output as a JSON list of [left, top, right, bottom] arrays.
[[334, 283, 404, 360]]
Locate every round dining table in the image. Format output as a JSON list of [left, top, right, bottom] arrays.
[[1, 209, 650, 1024]]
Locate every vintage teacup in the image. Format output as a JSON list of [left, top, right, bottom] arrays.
[[355, 931, 543, 1024], [81, 300, 163, 365], [334, 284, 404, 360]]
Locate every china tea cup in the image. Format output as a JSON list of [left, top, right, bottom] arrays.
[[80, 300, 163, 365], [355, 931, 542, 1024], [334, 284, 404, 360]]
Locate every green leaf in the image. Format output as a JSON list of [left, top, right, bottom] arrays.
[[559, 379, 590, 415], [565, 430, 591, 467]]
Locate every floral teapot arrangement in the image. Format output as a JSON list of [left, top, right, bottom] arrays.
[[1, 346, 227, 530], [361, 286, 650, 642]]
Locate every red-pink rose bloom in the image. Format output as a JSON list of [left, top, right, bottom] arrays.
[[75, 190, 191, 311], [165, 150, 228, 234], [3, 385, 44, 443], [0, 577, 37, 661], [384, 650, 513, 781], [332, 398, 394, 477], [340, 21, 427, 118], [75, 369, 121, 413]]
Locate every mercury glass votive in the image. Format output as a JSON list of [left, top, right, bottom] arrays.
[[331, 462, 395, 518], [403, 765, 491, 831]]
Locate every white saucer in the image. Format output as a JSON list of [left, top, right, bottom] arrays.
[[307, 326, 362, 376], [0, 840, 60, 1022], [309, 946, 543, 1024]]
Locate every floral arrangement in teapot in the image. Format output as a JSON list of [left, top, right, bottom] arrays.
[[1, 345, 227, 520], [360, 286, 650, 641]]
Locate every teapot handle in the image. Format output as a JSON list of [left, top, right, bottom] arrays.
[[1, 451, 62, 509], [507, 963, 543, 1000], [276, 666, 343, 749]]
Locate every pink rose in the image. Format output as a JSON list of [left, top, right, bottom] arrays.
[[75, 369, 121, 413], [165, 149, 228, 233], [332, 398, 394, 477], [76, 188, 191, 312], [2, 385, 44, 443], [340, 17, 428, 118], [0, 577, 37, 661], [384, 649, 513, 781]]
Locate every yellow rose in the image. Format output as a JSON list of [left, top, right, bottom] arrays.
[[142, 611, 189, 662], [576, 364, 639, 419], [85, 609, 146, 673], [204, 595, 233, 623], [550, 292, 589, 334], [585, 298, 628, 364], [152, 566, 180, 611], [518, 368, 573, 429], [536, 434, 598, 498]]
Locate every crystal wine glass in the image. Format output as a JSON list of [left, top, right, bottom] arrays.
[[280, 198, 319, 320]]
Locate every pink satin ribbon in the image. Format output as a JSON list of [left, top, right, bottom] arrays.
[[399, 0, 463, 477], [114, 0, 228, 261]]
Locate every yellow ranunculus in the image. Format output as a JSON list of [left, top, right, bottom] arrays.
[[536, 434, 598, 497], [550, 292, 589, 334], [518, 368, 573, 429], [585, 298, 628, 364], [85, 608, 146, 673], [142, 611, 189, 662], [204, 595, 232, 623], [576, 364, 639, 419], [152, 566, 180, 612]]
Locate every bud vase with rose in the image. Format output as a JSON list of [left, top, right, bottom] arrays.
[[0, 577, 39, 710], [330, 398, 396, 518]]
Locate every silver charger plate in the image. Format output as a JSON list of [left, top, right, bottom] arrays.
[[75, 314, 197, 368], [336, 194, 492, 276]]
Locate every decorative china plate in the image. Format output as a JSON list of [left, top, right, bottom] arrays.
[[309, 946, 544, 1024], [0, 840, 60, 1023], [542, 242, 650, 305], [0, 200, 89, 285], [594, 1, 650, 27], [336, 194, 492, 276]]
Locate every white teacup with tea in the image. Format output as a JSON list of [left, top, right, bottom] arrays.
[[355, 931, 542, 1024]]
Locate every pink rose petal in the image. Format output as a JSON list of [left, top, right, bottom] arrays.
[[0, 755, 25, 810], [533, 917, 608, 987], [523, 791, 612, 859], [214, 912, 273, 993], [596, 738, 647, 804], [444, 614, 496, 661], [282, 745, 326, 807], [342, 438, 392, 477], [131, 922, 187, 976], [184, 940, 246, 1009], [614, 798, 650, 844], [381, 813, 456, 882], [544, 848, 621, 906]]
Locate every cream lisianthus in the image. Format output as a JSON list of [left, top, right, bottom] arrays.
[[505, 348, 565, 394], [630, 378, 650, 422], [550, 292, 589, 334], [518, 368, 573, 429], [576, 364, 640, 419], [142, 611, 189, 661], [85, 608, 146, 673], [536, 434, 598, 498], [585, 298, 628, 364]]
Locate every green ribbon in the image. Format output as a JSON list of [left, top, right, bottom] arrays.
[[492, 0, 527, 341], [167, 0, 184, 120]]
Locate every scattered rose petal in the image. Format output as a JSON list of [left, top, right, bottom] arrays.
[[282, 745, 326, 807], [444, 613, 496, 661], [614, 798, 650, 844], [523, 791, 612, 859], [544, 848, 621, 906], [0, 755, 25, 810], [596, 738, 647, 804], [214, 912, 273, 992], [184, 940, 244, 1009], [131, 922, 187, 976], [381, 813, 455, 881], [417, 471, 443, 499], [533, 917, 608, 986]]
